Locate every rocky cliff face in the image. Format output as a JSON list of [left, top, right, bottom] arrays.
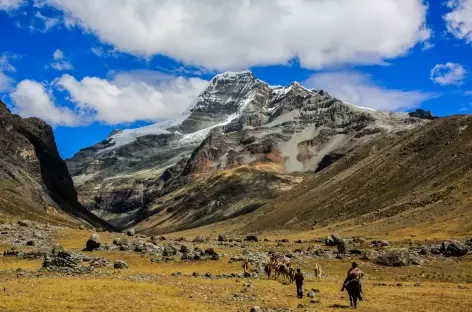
[[0, 101, 114, 230], [66, 71, 427, 232]]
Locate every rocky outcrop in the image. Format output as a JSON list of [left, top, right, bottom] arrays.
[[65, 71, 427, 232], [0, 101, 114, 230], [408, 109, 437, 120]]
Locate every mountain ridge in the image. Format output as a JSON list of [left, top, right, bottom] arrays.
[[0, 100, 115, 230], [65, 71, 429, 233]]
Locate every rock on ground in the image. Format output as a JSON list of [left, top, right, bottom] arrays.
[[114, 260, 128, 269], [376, 250, 410, 267], [85, 233, 101, 251]]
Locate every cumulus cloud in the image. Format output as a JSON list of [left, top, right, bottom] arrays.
[[304, 71, 435, 112], [10, 80, 80, 126], [54, 71, 208, 124], [42, 0, 430, 70], [0, 0, 24, 10], [430, 63, 467, 86], [50, 49, 73, 71], [444, 0, 472, 43]]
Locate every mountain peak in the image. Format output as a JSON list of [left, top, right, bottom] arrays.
[[210, 70, 255, 84]]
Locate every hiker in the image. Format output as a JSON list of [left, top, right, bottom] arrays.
[[294, 268, 304, 299], [341, 262, 363, 299]]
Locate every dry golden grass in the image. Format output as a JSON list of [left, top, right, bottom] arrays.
[[1, 228, 472, 312]]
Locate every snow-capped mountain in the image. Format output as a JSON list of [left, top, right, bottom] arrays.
[[65, 71, 428, 232]]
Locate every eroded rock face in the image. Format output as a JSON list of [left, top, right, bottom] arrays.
[[65, 71, 426, 232], [0, 101, 114, 230]]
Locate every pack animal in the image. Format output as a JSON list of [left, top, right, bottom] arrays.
[[313, 263, 322, 282], [345, 279, 362, 309]]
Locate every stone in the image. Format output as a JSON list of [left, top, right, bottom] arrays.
[[307, 290, 315, 298], [25, 240, 35, 246], [171, 272, 182, 277], [205, 272, 213, 278], [376, 250, 410, 267], [178, 245, 188, 253], [85, 233, 101, 251], [245, 235, 259, 242], [126, 228, 136, 236], [163, 246, 178, 256], [362, 250, 378, 261], [250, 306, 261, 312], [192, 272, 200, 277], [442, 240, 468, 257], [218, 234, 227, 242], [114, 260, 128, 269]]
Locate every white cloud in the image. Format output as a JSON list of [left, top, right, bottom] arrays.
[[32, 11, 60, 32], [444, 0, 472, 43], [90, 47, 104, 57], [304, 71, 435, 112], [10, 80, 80, 126], [0, 52, 19, 92], [43, 0, 430, 70], [53, 49, 64, 60], [430, 62, 467, 86], [422, 41, 435, 51], [0, 0, 24, 10], [50, 49, 73, 71], [55, 71, 208, 124]]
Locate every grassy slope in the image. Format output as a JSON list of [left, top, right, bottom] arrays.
[[161, 115, 472, 240]]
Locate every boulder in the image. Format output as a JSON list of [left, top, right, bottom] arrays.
[[361, 250, 378, 261], [180, 245, 189, 253], [85, 234, 101, 251], [245, 235, 259, 242], [442, 240, 468, 257], [163, 246, 178, 256], [205, 248, 217, 256], [376, 250, 410, 267], [114, 260, 128, 269]]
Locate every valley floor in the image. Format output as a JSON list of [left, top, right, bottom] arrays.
[[1, 227, 472, 311]]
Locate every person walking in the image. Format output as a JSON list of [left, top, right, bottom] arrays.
[[294, 268, 304, 299]]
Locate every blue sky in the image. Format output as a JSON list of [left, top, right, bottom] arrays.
[[1, 0, 472, 158]]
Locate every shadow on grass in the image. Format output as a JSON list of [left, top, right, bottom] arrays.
[[329, 303, 350, 309]]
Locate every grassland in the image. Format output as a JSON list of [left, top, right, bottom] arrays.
[[1, 227, 471, 312]]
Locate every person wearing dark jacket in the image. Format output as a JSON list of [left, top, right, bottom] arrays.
[[294, 268, 304, 299]]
